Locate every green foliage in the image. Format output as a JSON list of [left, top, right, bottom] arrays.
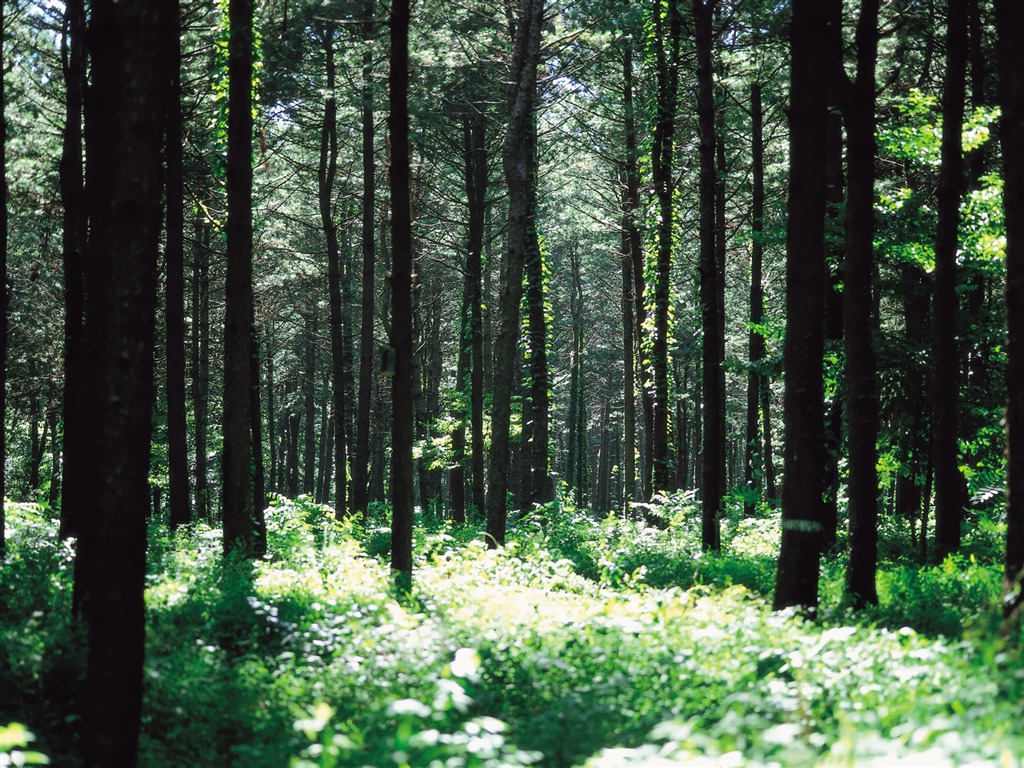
[[0, 723, 50, 767]]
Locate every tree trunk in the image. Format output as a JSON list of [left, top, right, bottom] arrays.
[[266, 335, 277, 494], [843, 0, 881, 609], [250, 330, 266, 554], [744, 82, 766, 519], [58, 0, 87, 541], [696, 0, 723, 549], [303, 297, 317, 495], [773, 0, 830, 613], [321, 25, 347, 517], [996, 0, 1024, 614], [650, 0, 681, 492], [567, 245, 587, 506], [486, 0, 544, 548], [165, 0, 189, 531], [75, 2, 167, 763], [222, 0, 257, 558], [933, 0, 970, 561], [353, 0, 376, 515]]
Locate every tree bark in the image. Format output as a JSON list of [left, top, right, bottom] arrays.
[[389, 0, 414, 591], [996, 0, 1024, 614], [222, 0, 257, 558], [303, 297, 317, 495], [486, 0, 544, 548], [744, 82, 766, 519], [773, 0, 830, 613], [75, 1, 168, 763], [165, 0, 190, 530], [843, 0, 881, 609], [353, 0, 376, 515], [192, 217, 211, 522], [933, 0, 970, 561]]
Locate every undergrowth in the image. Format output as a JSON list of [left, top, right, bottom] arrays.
[[1, 493, 1022, 767]]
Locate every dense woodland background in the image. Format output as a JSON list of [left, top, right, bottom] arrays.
[[3, 0, 1024, 766]]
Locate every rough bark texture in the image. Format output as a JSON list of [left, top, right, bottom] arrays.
[[223, 0, 257, 558], [486, 0, 544, 548], [75, 1, 167, 763], [773, 0, 830, 613], [843, 0, 881, 608], [997, 0, 1024, 613], [389, 0, 415, 591], [933, 0, 970, 561]]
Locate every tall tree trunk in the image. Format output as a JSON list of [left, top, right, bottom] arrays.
[[933, 0, 970, 561], [621, 207, 636, 510], [192, 217, 211, 521], [0, 0, 6, 553], [303, 298, 317, 495], [250, 329, 266, 553], [696, 0, 723, 549], [389, 0, 414, 591], [996, 0, 1024, 614], [843, 0, 881, 608], [650, 0, 681, 492], [773, 0, 830, 613], [266, 334, 277, 493], [353, 0, 376, 515], [744, 82, 766, 519], [321, 24, 347, 517], [222, 0, 256, 557], [75, 1, 167, 762], [58, 0, 87, 541], [486, 0, 544, 548], [165, 0, 190, 530], [567, 245, 587, 506]]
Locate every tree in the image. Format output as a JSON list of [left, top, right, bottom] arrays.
[[73, 0, 169, 762], [744, 81, 765, 519], [0, 0, 6, 556], [842, 0, 881, 608], [932, 0, 970, 561], [486, 0, 544, 548], [389, 0, 414, 590], [773, 0, 830, 613], [997, 0, 1024, 615], [223, 0, 257, 558]]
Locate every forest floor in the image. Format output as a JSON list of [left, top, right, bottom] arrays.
[[2, 495, 1023, 767]]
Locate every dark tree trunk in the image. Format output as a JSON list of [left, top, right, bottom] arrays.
[[933, 0, 970, 561], [58, 0, 87, 541], [843, 0, 881, 609], [0, 0, 6, 552], [303, 298, 317, 495], [75, 1, 168, 763], [696, 0, 723, 549], [286, 376, 300, 497], [266, 336, 277, 493], [650, 0, 681, 492], [486, 0, 544, 548], [28, 361, 41, 494], [222, 0, 256, 557], [773, 0, 830, 613], [165, 0, 189, 530], [353, 0, 376, 515], [595, 404, 611, 513], [744, 82, 766, 519], [567, 246, 587, 507], [389, 0, 414, 591], [321, 25, 347, 517], [996, 0, 1024, 614], [250, 330, 266, 554], [192, 217, 211, 522]]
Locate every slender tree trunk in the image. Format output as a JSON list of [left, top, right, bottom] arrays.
[[250, 329, 266, 553], [745, 82, 766, 519], [843, 0, 881, 608], [267, 335, 277, 493], [321, 25, 347, 517], [58, 0, 86, 541], [165, 0, 189, 530], [0, 0, 7, 552], [222, 0, 256, 557], [650, 0, 681, 492], [933, 0, 970, 561], [303, 298, 317, 495], [773, 0, 830, 613], [486, 0, 544, 547], [567, 245, 587, 506], [192, 218, 211, 521], [696, 0, 723, 548], [353, 1, 376, 515], [389, 0, 414, 591], [75, 2, 167, 762], [996, 0, 1024, 614]]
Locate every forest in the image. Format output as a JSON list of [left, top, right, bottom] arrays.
[[2, 0, 1024, 765]]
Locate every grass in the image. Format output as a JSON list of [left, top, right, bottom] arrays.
[[2, 493, 1023, 766]]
